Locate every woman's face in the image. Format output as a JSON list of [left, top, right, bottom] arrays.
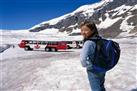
[[80, 25, 94, 39]]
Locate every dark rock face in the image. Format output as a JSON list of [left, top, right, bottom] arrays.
[[29, 0, 137, 38], [127, 14, 137, 26], [99, 19, 123, 38], [129, 26, 137, 34]]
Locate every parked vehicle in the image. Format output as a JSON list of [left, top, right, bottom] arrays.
[[65, 40, 83, 49], [18, 40, 67, 52]]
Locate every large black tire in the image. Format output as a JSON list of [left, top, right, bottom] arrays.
[[76, 45, 80, 49], [45, 47, 51, 52], [67, 45, 71, 49], [24, 46, 32, 51], [51, 47, 57, 52]]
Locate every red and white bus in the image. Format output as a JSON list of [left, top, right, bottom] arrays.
[[18, 40, 67, 52], [65, 41, 83, 49]]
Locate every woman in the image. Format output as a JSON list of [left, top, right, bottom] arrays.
[[80, 21, 106, 91]]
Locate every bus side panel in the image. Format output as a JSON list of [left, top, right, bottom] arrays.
[[57, 42, 67, 50], [18, 43, 26, 48]]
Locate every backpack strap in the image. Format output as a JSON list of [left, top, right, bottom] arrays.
[[87, 36, 104, 52], [86, 37, 105, 66]]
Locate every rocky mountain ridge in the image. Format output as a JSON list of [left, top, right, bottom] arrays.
[[29, 0, 137, 38]]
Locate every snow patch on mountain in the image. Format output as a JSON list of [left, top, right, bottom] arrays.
[[120, 15, 135, 32], [98, 13, 122, 29], [30, 13, 70, 30], [113, 5, 133, 15], [102, 0, 113, 2], [72, 1, 105, 13], [131, 4, 137, 10], [39, 28, 59, 34]]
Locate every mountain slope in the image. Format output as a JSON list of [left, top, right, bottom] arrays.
[[29, 0, 137, 38]]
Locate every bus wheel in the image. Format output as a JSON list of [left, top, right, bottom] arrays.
[[76, 45, 80, 49], [67, 45, 71, 49], [51, 48, 57, 52], [24, 46, 30, 51], [45, 47, 50, 52]]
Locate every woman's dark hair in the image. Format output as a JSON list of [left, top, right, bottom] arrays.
[[80, 20, 99, 37]]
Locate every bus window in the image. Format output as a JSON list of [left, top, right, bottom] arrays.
[[29, 41, 33, 44], [38, 41, 41, 44], [33, 41, 37, 44]]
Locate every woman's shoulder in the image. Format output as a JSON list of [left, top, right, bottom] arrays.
[[84, 40, 96, 46]]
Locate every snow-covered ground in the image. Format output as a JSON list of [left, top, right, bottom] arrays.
[[0, 30, 137, 91]]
